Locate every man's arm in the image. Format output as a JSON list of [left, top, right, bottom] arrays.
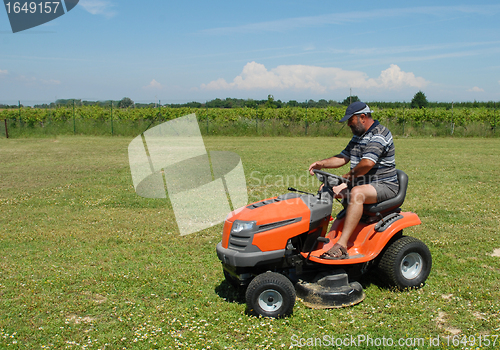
[[308, 155, 349, 175], [342, 158, 376, 181]]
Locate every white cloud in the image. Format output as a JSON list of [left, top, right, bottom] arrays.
[[79, 0, 116, 18], [378, 64, 427, 89], [467, 86, 484, 92], [143, 79, 163, 90], [0, 69, 7, 76], [201, 62, 428, 93]]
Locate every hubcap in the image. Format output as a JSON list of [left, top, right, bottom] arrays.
[[400, 252, 423, 280], [258, 289, 283, 312]]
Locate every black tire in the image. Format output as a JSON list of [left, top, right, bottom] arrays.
[[245, 272, 296, 318], [378, 236, 432, 289]]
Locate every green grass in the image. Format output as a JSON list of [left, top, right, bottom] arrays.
[[0, 136, 499, 349]]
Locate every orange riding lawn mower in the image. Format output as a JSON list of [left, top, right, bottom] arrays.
[[216, 169, 432, 318]]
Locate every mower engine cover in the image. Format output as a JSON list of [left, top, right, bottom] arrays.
[[216, 192, 333, 268]]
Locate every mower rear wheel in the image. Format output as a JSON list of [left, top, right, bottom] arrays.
[[245, 272, 295, 318], [378, 236, 432, 289]]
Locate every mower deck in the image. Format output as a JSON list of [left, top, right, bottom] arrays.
[[295, 270, 365, 309]]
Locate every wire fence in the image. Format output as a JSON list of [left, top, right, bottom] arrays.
[[1, 102, 498, 138], [1, 116, 498, 138]]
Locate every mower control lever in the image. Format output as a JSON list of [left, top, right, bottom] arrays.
[[288, 187, 314, 196], [306, 236, 331, 262], [317, 237, 330, 244]]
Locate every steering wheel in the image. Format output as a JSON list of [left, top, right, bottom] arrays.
[[312, 169, 349, 188]]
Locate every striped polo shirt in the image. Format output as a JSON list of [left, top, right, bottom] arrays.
[[340, 120, 398, 189]]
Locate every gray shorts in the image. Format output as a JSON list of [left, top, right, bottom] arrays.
[[370, 181, 399, 202]]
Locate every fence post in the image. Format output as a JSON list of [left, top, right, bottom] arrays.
[[158, 100, 161, 120], [255, 107, 258, 135], [494, 102, 497, 135], [402, 107, 405, 135], [305, 101, 308, 135], [111, 101, 114, 135], [451, 101, 455, 136], [73, 100, 76, 134], [4, 119, 8, 138], [18, 100, 22, 127]]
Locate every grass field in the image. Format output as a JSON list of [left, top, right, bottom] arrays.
[[1, 136, 499, 349]]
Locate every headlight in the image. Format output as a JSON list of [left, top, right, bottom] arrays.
[[231, 220, 256, 234]]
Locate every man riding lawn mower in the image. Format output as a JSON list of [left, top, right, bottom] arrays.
[[216, 102, 432, 318]]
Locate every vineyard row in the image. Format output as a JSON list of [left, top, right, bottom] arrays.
[[1, 106, 499, 128]]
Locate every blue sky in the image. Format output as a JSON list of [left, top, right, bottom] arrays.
[[1, 0, 500, 105]]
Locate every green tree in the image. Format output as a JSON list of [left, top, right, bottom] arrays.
[[317, 99, 328, 108], [244, 99, 257, 108], [118, 97, 134, 108], [206, 98, 222, 108], [411, 91, 428, 109], [342, 95, 360, 106], [265, 94, 277, 109]]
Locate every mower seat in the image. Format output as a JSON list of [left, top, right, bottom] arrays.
[[363, 169, 408, 217]]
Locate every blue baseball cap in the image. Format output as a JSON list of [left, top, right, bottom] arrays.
[[340, 101, 373, 122]]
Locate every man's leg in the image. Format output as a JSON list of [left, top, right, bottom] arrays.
[[330, 184, 378, 257]]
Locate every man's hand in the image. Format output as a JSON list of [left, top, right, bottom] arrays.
[[308, 161, 324, 175], [332, 183, 348, 198], [308, 155, 350, 175]]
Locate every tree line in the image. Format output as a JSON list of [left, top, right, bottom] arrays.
[[2, 92, 499, 110]]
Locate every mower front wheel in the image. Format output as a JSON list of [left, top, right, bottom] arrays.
[[378, 236, 432, 289], [245, 272, 295, 318]]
